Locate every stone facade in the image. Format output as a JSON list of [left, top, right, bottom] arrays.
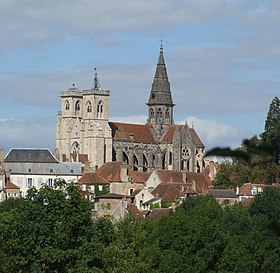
[[56, 46, 205, 173]]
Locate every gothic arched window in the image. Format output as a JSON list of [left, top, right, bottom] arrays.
[[65, 100, 70, 111], [97, 101, 103, 118], [165, 109, 170, 120], [75, 101, 80, 111], [87, 101, 92, 113], [150, 109, 154, 118], [157, 108, 163, 120]]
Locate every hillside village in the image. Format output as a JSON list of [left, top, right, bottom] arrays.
[[1, 45, 278, 220]]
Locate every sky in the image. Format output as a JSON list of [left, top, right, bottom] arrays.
[[1, 0, 280, 154]]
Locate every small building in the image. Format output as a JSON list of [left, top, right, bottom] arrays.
[[3, 181, 20, 200], [237, 183, 267, 202], [207, 189, 238, 206], [78, 172, 109, 201]]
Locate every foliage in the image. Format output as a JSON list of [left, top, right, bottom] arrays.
[[261, 97, 280, 153], [210, 136, 280, 187], [94, 184, 109, 197], [0, 184, 279, 272]]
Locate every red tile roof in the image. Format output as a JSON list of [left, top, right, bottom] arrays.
[[96, 161, 150, 183], [109, 122, 156, 143], [155, 169, 212, 194], [79, 172, 109, 185], [127, 203, 144, 218], [239, 183, 267, 196], [149, 208, 172, 219], [160, 125, 204, 146], [4, 181, 20, 190], [152, 184, 185, 202], [189, 128, 204, 147]]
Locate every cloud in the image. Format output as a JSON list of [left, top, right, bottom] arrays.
[[0, 0, 270, 52], [181, 116, 244, 149], [0, 117, 56, 153]]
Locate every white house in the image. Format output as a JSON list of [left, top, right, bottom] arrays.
[[4, 148, 82, 197]]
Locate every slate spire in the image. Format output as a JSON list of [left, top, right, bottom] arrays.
[[147, 44, 174, 126]]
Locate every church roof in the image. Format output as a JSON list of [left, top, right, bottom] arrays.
[[147, 45, 174, 106], [5, 148, 58, 163], [161, 125, 204, 147], [109, 122, 156, 143]]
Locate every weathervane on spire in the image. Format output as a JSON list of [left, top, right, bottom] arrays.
[[93, 68, 99, 90], [160, 36, 163, 51]]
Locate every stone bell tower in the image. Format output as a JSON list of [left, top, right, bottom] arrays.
[[56, 70, 112, 168], [146, 44, 175, 138]]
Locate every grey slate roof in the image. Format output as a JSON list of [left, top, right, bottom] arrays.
[[5, 162, 82, 176], [5, 148, 58, 163], [207, 189, 237, 198], [147, 45, 174, 106]]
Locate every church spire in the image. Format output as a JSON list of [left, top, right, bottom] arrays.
[[147, 43, 174, 126]]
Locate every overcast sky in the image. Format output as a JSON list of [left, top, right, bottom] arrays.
[[1, 0, 279, 153]]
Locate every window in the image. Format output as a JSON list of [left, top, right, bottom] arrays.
[[47, 179, 53, 187], [65, 100, 70, 110], [50, 169, 53, 173], [157, 108, 163, 120], [75, 101, 80, 112], [165, 109, 170, 119], [97, 101, 103, 118], [27, 178, 33, 188], [87, 101, 92, 113], [150, 108, 154, 119]]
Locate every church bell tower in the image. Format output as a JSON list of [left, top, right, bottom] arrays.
[[146, 44, 175, 127]]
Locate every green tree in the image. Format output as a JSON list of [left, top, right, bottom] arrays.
[[261, 97, 280, 145], [0, 179, 111, 273]]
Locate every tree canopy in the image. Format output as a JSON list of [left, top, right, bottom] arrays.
[[0, 182, 279, 272]]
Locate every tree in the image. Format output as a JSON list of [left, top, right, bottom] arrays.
[[0, 179, 110, 273], [261, 96, 280, 163]]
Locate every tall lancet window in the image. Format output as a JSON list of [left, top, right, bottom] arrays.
[[150, 108, 155, 123], [157, 108, 163, 122], [65, 100, 70, 111], [97, 101, 103, 118], [75, 101, 80, 115], [165, 109, 170, 123], [87, 101, 92, 113]]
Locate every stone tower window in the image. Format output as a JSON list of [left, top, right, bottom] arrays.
[[87, 101, 92, 113], [150, 109, 154, 122], [165, 109, 170, 122], [65, 100, 70, 110], [97, 101, 103, 118], [75, 101, 80, 112], [157, 108, 163, 121]]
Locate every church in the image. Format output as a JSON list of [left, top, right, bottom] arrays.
[[56, 45, 206, 173]]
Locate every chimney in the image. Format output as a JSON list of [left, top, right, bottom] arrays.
[[120, 163, 128, 182], [236, 186, 240, 195]]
